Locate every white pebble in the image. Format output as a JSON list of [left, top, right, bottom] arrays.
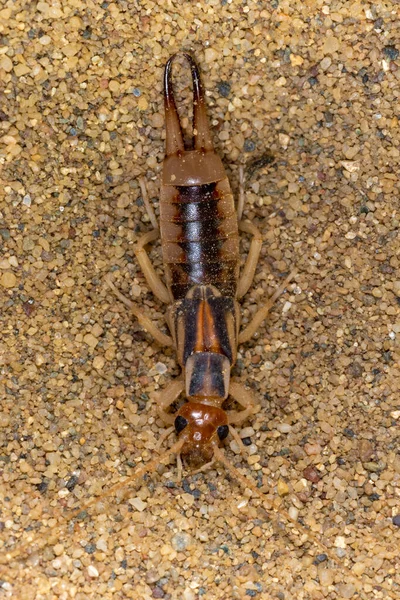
[[278, 132, 290, 148], [52, 558, 62, 569], [155, 362, 167, 374], [96, 538, 108, 552], [183, 589, 195, 600], [204, 48, 218, 63], [229, 440, 241, 454], [276, 423, 292, 433], [129, 497, 147, 512], [23, 194, 32, 206], [87, 565, 99, 578], [240, 427, 255, 438], [334, 535, 347, 548]]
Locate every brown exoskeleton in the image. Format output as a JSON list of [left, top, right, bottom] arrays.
[[107, 52, 295, 473]]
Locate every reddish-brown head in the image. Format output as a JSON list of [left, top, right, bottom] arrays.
[[174, 402, 229, 467]]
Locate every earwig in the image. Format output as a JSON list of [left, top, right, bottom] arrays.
[[3, 54, 397, 600]]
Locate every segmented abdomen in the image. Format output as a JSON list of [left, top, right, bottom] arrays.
[[160, 178, 240, 300]]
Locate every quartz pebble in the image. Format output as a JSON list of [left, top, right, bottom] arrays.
[[1, 272, 17, 288]]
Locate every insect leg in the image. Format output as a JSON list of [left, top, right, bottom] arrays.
[[135, 229, 171, 304], [227, 381, 259, 425], [156, 377, 185, 425], [138, 177, 158, 230], [105, 274, 173, 347], [238, 270, 296, 344], [237, 164, 245, 221], [237, 219, 263, 299]]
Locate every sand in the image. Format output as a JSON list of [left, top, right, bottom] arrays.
[[0, 1, 399, 598]]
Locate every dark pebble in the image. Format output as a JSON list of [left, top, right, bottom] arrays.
[[382, 351, 392, 363], [37, 480, 49, 494], [392, 515, 400, 527], [22, 301, 35, 317], [383, 45, 399, 61], [152, 587, 165, 599], [65, 474, 79, 491], [313, 553, 328, 565], [369, 493, 380, 501], [216, 80, 231, 97], [244, 139, 256, 152], [82, 27, 91, 39], [85, 543, 96, 554], [182, 479, 201, 498], [343, 428, 356, 438], [347, 361, 364, 378]]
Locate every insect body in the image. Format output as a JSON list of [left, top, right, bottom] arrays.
[[109, 52, 295, 472]]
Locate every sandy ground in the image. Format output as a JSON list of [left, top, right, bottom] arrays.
[[1, 1, 399, 599]]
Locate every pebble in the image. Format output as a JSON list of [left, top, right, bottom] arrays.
[[319, 568, 334, 586], [240, 427, 255, 439], [0, 55, 13, 72], [358, 439, 374, 462], [340, 160, 360, 173], [392, 515, 400, 527], [129, 497, 147, 512], [83, 333, 99, 349], [1, 272, 17, 288], [277, 479, 289, 496], [303, 466, 321, 483], [93, 356, 105, 370], [53, 544, 64, 556], [87, 565, 99, 578], [278, 133, 290, 149], [204, 48, 218, 63], [304, 443, 321, 456], [337, 583, 356, 598], [323, 35, 339, 54], [171, 533, 192, 552], [276, 423, 291, 434]]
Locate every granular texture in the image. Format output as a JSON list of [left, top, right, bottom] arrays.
[[1, 1, 399, 599]]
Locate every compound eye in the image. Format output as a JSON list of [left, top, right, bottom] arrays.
[[174, 415, 189, 434], [217, 424, 229, 441]]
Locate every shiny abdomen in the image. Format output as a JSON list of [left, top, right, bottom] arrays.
[[160, 177, 239, 300]]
